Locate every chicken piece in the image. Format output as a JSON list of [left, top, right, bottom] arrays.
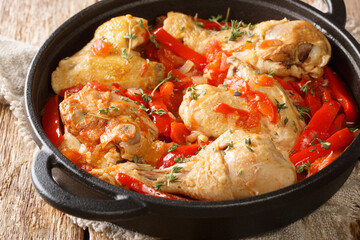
[[179, 60, 305, 154], [58, 85, 159, 168], [51, 15, 165, 94], [227, 58, 307, 153], [163, 12, 331, 78], [90, 129, 296, 200], [179, 84, 249, 137]]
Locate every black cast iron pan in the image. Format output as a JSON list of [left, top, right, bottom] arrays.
[[25, 0, 360, 239]]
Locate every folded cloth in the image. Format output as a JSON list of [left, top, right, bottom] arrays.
[[1, 0, 360, 239]]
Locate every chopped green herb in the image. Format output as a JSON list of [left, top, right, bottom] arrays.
[[296, 161, 311, 173], [119, 96, 130, 102], [99, 106, 118, 114], [124, 32, 137, 40], [246, 40, 253, 43], [293, 120, 298, 132], [238, 169, 243, 176], [284, 117, 289, 125], [121, 48, 133, 62], [110, 106, 119, 111], [172, 166, 183, 173], [138, 19, 159, 48], [268, 72, 275, 77], [310, 134, 318, 145], [63, 56, 70, 60], [321, 142, 331, 149], [138, 104, 149, 112], [209, 14, 223, 23], [234, 91, 242, 96], [179, 26, 185, 31], [349, 127, 359, 132], [294, 103, 310, 120], [221, 84, 229, 87], [245, 138, 254, 152], [310, 89, 315, 96], [309, 147, 317, 152], [190, 92, 198, 100], [194, 13, 204, 27], [154, 183, 165, 191], [174, 154, 189, 163], [247, 23, 255, 30], [289, 149, 295, 154], [167, 143, 179, 152], [212, 148, 216, 152], [225, 141, 235, 150], [276, 99, 288, 113], [300, 80, 312, 94], [112, 89, 120, 93], [229, 20, 245, 41], [133, 155, 139, 163], [187, 85, 196, 92]]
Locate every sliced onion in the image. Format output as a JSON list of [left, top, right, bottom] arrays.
[[178, 60, 195, 74]]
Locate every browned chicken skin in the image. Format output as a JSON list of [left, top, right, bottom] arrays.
[[58, 85, 162, 168], [91, 129, 296, 200], [163, 12, 331, 78], [51, 15, 165, 94]]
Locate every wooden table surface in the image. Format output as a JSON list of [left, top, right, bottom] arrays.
[[0, 0, 359, 239]]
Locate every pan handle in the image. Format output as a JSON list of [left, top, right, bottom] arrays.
[[31, 147, 147, 220], [322, 0, 346, 27]]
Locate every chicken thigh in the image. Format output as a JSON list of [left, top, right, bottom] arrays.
[[58, 85, 162, 168], [163, 12, 331, 78], [51, 15, 165, 94], [91, 129, 296, 200], [179, 60, 305, 154]]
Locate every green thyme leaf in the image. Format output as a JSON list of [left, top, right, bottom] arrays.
[[167, 144, 179, 153], [296, 161, 311, 173], [321, 142, 331, 149], [276, 99, 288, 113], [300, 80, 311, 94]]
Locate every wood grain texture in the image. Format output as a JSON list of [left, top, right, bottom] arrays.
[[0, 0, 359, 239]]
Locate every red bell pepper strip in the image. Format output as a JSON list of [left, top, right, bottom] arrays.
[[151, 28, 207, 68], [290, 101, 341, 155], [125, 88, 146, 106], [290, 128, 354, 167], [307, 149, 343, 177], [255, 74, 275, 87], [321, 90, 332, 103], [156, 144, 200, 169], [42, 95, 64, 147], [246, 91, 277, 124], [116, 173, 187, 200], [89, 38, 112, 56], [305, 92, 322, 116], [111, 83, 127, 96], [170, 122, 191, 144], [275, 77, 306, 106], [59, 84, 84, 97], [87, 81, 110, 91], [170, 69, 193, 89], [324, 66, 357, 122], [213, 103, 257, 128], [328, 113, 346, 136], [148, 92, 172, 137]]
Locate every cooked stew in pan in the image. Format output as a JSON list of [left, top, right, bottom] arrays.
[[42, 11, 358, 200]]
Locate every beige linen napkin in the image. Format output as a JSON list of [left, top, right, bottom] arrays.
[[1, 0, 360, 239]]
